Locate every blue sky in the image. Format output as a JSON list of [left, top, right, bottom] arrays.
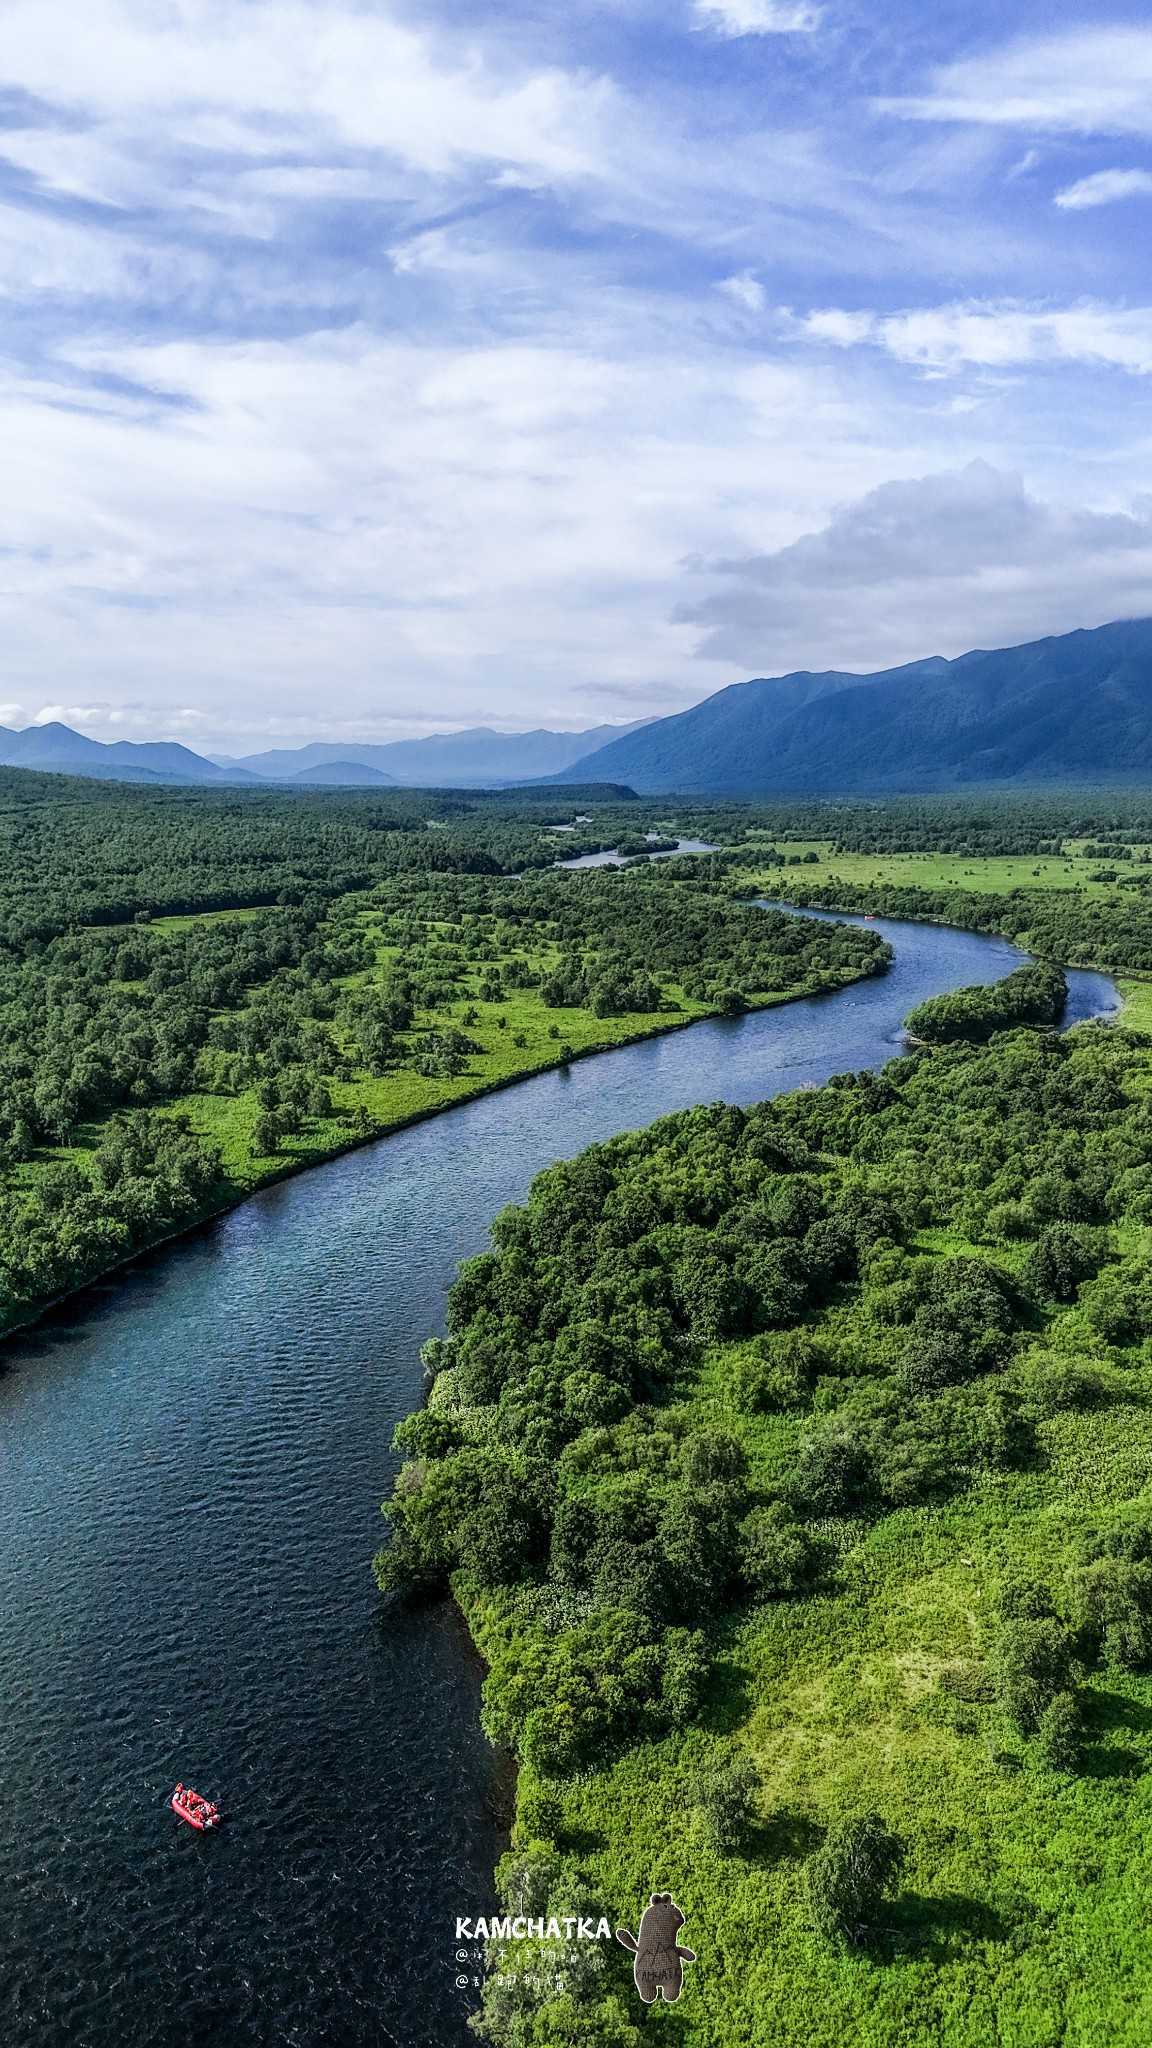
[[2, 1, 1152, 750]]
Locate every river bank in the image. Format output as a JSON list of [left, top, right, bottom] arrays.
[[0, 953, 886, 1350], [385, 917, 1131, 2048], [0, 911, 1111, 2048]]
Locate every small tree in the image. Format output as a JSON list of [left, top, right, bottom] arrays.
[[997, 1574, 1056, 1622], [994, 1617, 1078, 1733], [805, 1814, 905, 1946], [1034, 1691, 1084, 1773], [251, 1110, 282, 1157], [1068, 1556, 1152, 1670], [682, 1429, 748, 1489], [788, 1425, 873, 1515], [1027, 1223, 1101, 1303], [740, 1503, 820, 1598], [515, 1780, 563, 1845], [691, 1750, 759, 1854]]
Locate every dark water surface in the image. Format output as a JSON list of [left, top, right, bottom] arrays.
[[0, 913, 1118, 2047]]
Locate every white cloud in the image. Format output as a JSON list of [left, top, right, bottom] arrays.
[[0, 1, 621, 193], [1055, 168, 1152, 211], [0, 4, 902, 302], [0, 325, 896, 741], [717, 271, 767, 312], [680, 461, 1152, 668], [29, 701, 211, 734], [0, 2, 1044, 340], [802, 298, 1152, 376], [0, 129, 142, 207], [879, 28, 1152, 138], [804, 308, 876, 347], [242, 165, 394, 201], [695, 0, 822, 34], [3, 312, 1151, 742]]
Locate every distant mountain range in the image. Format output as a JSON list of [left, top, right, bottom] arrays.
[[0, 718, 647, 789], [553, 619, 1152, 793], [10, 620, 1152, 797], [0, 721, 260, 785], [219, 722, 650, 786]]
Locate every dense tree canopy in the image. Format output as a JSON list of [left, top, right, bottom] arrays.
[[0, 771, 887, 1333], [380, 1002, 1152, 2042]]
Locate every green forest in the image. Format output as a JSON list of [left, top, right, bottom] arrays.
[[904, 962, 1067, 1044], [0, 768, 884, 1335], [12, 765, 1152, 2042], [373, 790, 1152, 2048]]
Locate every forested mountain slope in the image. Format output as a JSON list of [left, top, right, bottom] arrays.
[[557, 619, 1152, 794]]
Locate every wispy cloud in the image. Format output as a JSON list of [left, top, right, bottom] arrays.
[[879, 28, 1152, 137], [1055, 168, 1152, 211], [2, 1, 620, 185], [694, 0, 822, 35], [801, 299, 1152, 376]]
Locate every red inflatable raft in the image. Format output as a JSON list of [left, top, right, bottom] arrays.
[[171, 1783, 221, 1831]]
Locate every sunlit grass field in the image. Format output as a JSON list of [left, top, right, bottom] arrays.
[[736, 841, 1152, 1029], [496, 1282, 1152, 2048], [742, 838, 1152, 898], [1117, 981, 1152, 1031], [28, 903, 860, 1226]]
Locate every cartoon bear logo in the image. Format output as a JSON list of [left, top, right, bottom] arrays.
[[616, 1892, 696, 2004]]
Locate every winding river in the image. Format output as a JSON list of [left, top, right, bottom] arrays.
[[0, 913, 1118, 2048]]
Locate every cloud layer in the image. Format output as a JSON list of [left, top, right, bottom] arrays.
[[682, 463, 1152, 670], [0, 3, 1149, 745]]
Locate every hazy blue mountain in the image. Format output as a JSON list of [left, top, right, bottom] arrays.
[[0, 717, 645, 791], [230, 720, 649, 785], [283, 759, 397, 786], [0, 722, 259, 785], [554, 620, 1152, 793]]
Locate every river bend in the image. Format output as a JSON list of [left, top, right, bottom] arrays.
[[0, 912, 1118, 2047]]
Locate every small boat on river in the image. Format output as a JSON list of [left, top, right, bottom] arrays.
[[171, 1783, 221, 1830]]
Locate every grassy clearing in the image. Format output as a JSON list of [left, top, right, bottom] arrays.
[[745, 842, 1152, 900], [486, 1321, 1152, 2048], [15, 909, 866, 1270], [1118, 981, 1152, 1031], [196, 955, 834, 1188], [151, 906, 265, 931]]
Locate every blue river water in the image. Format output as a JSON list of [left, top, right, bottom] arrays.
[[0, 912, 1119, 2047]]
